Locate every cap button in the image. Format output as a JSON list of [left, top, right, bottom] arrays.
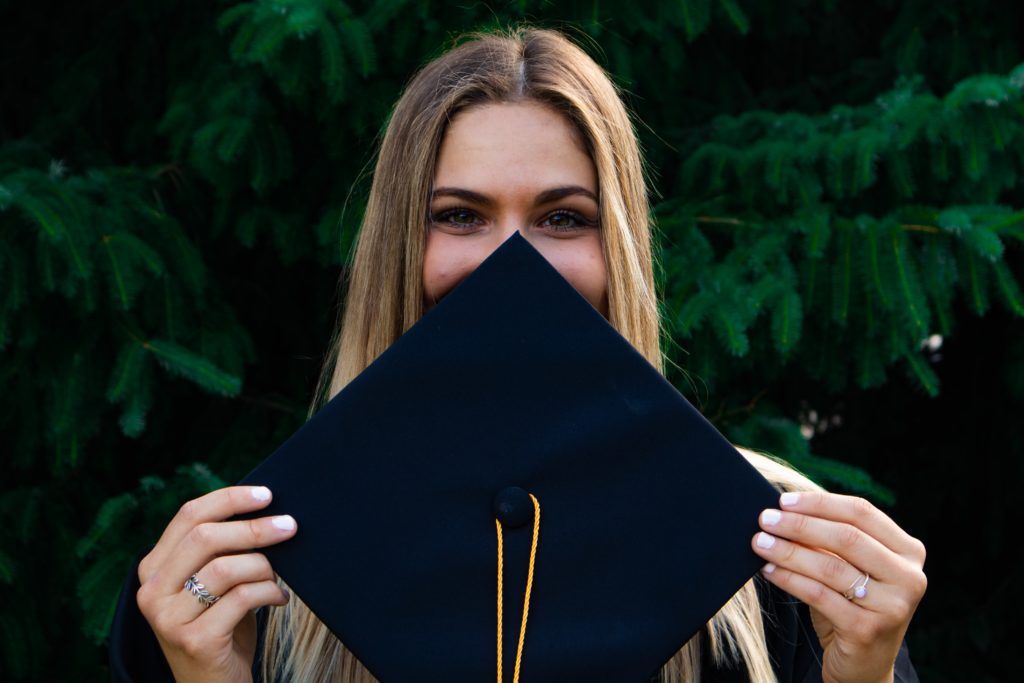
[[493, 486, 533, 529]]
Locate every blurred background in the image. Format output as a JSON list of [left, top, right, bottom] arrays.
[[1, 0, 1020, 680]]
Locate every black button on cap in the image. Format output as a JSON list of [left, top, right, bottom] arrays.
[[493, 486, 533, 528]]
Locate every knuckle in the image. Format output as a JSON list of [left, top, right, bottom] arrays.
[[850, 615, 880, 646], [233, 582, 258, 605], [135, 582, 153, 614], [178, 627, 212, 659], [910, 536, 927, 564], [226, 486, 245, 510], [206, 556, 231, 584], [851, 496, 874, 519], [912, 569, 928, 597], [178, 498, 200, 524], [150, 607, 176, 638], [837, 523, 861, 550], [254, 553, 274, 579], [189, 522, 215, 549], [779, 541, 798, 563], [891, 594, 915, 621], [806, 580, 828, 607], [822, 555, 848, 582], [137, 557, 152, 585], [790, 512, 808, 534], [247, 518, 265, 545]]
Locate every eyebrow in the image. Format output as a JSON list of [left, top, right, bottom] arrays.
[[430, 185, 598, 206]]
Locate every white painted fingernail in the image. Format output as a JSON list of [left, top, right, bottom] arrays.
[[756, 532, 776, 549], [780, 492, 800, 506], [272, 515, 296, 531], [762, 563, 777, 574], [252, 486, 271, 501], [761, 509, 782, 526]]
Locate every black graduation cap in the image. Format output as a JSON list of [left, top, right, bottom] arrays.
[[235, 231, 780, 682]]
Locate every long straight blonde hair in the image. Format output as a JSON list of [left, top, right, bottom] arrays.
[[261, 24, 822, 683]]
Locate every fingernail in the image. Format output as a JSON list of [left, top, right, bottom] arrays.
[[756, 532, 776, 549], [282, 587, 291, 600], [272, 515, 296, 531], [780, 492, 800, 507], [761, 509, 782, 526], [252, 486, 271, 501], [762, 563, 776, 574]]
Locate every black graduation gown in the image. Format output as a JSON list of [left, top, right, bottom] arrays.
[[108, 548, 920, 682]]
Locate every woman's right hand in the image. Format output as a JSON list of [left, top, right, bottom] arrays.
[[135, 485, 297, 683]]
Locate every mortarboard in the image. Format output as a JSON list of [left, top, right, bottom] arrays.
[[235, 231, 781, 682]]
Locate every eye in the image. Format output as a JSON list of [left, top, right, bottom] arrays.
[[542, 210, 597, 232], [429, 207, 598, 232], [430, 208, 479, 227]]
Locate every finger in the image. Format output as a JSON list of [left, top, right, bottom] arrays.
[[757, 507, 908, 584], [150, 514, 297, 596], [190, 579, 290, 640], [777, 491, 925, 562], [140, 486, 275, 584], [169, 553, 277, 624], [757, 563, 864, 639], [751, 531, 899, 614], [759, 563, 913, 681]]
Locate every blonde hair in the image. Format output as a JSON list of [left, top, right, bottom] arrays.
[[262, 24, 823, 683]]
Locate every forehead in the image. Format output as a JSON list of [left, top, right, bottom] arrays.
[[433, 102, 596, 192]]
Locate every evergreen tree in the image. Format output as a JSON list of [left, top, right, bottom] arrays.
[[0, 1, 1020, 679]]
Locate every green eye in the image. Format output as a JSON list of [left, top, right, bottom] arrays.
[[429, 208, 598, 232], [543, 211, 596, 232], [431, 209, 478, 226]]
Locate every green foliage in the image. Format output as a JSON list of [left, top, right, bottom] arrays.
[[146, 338, 243, 397], [1, 0, 1021, 680], [0, 156, 249, 447], [73, 464, 229, 643], [663, 65, 1024, 400], [218, 0, 381, 101], [727, 414, 895, 504]]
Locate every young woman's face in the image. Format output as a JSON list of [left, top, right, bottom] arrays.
[[423, 101, 608, 317]]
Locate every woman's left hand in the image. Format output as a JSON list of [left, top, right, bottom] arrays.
[[751, 490, 927, 683]]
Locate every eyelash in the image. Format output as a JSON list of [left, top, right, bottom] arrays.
[[429, 207, 597, 232]]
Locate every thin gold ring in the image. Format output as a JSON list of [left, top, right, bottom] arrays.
[[843, 572, 870, 600]]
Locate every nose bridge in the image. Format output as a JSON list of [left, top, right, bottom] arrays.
[[495, 211, 530, 242]]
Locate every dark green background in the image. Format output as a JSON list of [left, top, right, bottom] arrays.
[[1, 1, 1020, 680]]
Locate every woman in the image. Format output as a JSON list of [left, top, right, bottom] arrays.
[[114, 25, 927, 682]]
